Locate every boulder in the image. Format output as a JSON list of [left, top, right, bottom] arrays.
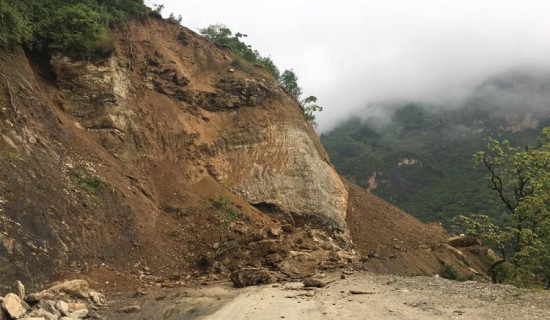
[[2, 293, 27, 319], [279, 252, 319, 278], [26, 291, 56, 303], [448, 236, 482, 248], [230, 269, 274, 288], [48, 280, 90, 299]]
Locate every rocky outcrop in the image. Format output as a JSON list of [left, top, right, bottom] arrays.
[[48, 20, 348, 228]]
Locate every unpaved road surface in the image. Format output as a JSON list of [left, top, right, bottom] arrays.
[[105, 271, 550, 319]]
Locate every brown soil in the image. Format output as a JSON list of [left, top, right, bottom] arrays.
[[344, 177, 495, 277]]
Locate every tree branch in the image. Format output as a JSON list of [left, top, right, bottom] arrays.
[[483, 155, 515, 213]]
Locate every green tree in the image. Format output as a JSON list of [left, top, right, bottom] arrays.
[[199, 24, 323, 127], [280, 69, 302, 99], [280, 70, 323, 128], [0, 1, 31, 48], [457, 127, 550, 286], [0, 0, 147, 55], [301, 95, 323, 128]]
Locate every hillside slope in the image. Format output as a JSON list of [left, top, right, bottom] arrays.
[[0, 17, 491, 292]]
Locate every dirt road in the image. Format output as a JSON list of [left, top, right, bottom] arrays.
[[105, 271, 550, 320]]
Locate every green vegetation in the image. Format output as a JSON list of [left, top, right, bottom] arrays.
[[199, 24, 280, 80], [0, 0, 148, 56], [199, 24, 323, 127], [213, 195, 239, 228], [74, 170, 104, 195], [441, 263, 473, 281], [454, 128, 550, 287], [322, 106, 528, 229]]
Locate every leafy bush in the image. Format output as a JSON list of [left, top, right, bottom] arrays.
[[441, 263, 473, 281], [441, 263, 462, 281], [212, 195, 239, 228]]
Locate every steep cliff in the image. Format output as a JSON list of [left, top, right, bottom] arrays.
[[0, 18, 349, 289], [0, 17, 491, 291]]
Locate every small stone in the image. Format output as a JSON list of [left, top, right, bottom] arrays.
[[120, 305, 141, 313], [349, 290, 375, 295], [55, 300, 70, 316], [267, 227, 282, 238], [28, 308, 57, 320], [228, 69, 235, 73], [265, 254, 283, 265], [89, 291, 105, 306], [69, 309, 88, 319], [2, 293, 27, 319], [15, 280, 25, 300], [303, 279, 326, 288], [68, 302, 87, 312], [36, 300, 61, 317], [281, 225, 294, 233]]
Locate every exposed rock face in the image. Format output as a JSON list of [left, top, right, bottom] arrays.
[[228, 124, 347, 227], [47, 22, 348, 228], [51, 55, 134, 131]]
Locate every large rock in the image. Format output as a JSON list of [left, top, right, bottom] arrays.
[[231, 269, 274, 288], [48, 280, 90, 299], [228, 124, 349, 228], [279, 252, 319, 278], [2, 293, 26, 319]]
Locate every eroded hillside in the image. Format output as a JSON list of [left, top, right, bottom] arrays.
[[0, 17, 492, 293]]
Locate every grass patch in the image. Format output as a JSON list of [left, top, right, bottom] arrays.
[[441, 263, 474, 281], [74, 170, 103, 195]]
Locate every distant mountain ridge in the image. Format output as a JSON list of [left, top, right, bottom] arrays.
[[321, 69, 550, 228]]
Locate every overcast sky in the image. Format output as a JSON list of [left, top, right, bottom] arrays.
[[148, 0, 550, 132]]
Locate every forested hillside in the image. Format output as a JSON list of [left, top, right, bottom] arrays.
[[322, 69, 550, 229]]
